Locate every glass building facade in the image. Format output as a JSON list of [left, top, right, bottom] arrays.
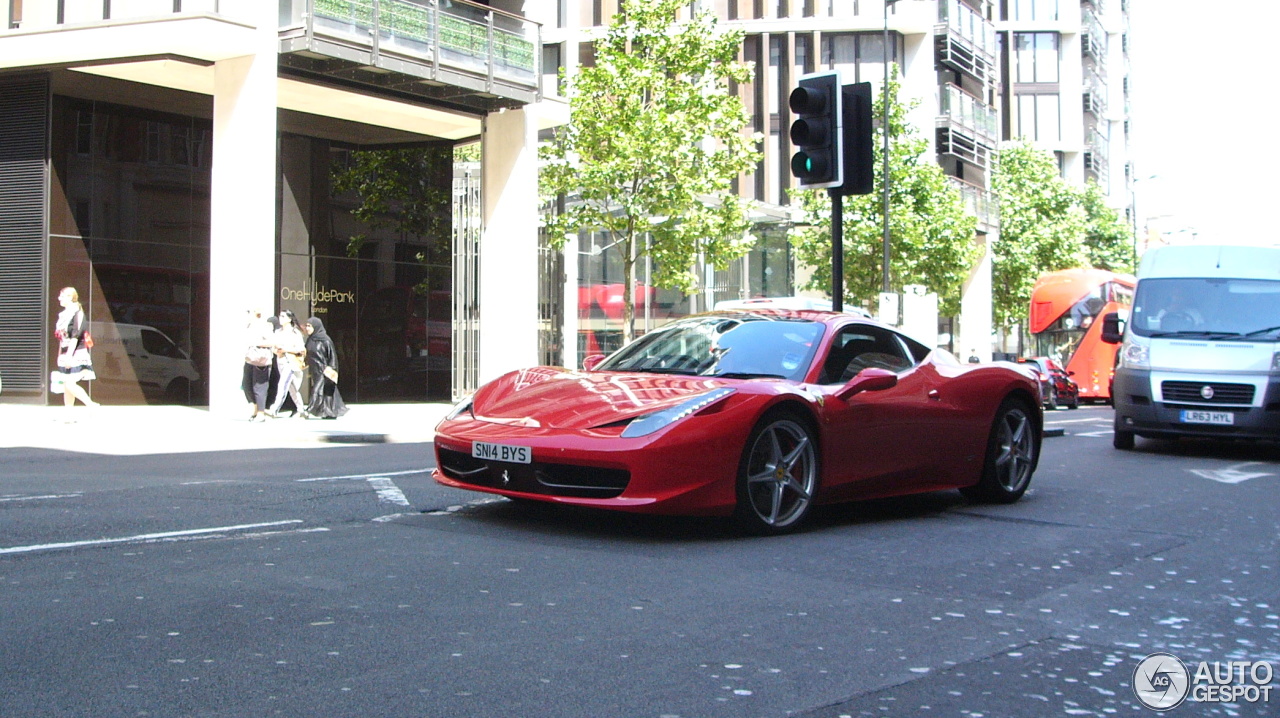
[[39, 92, 459, 406]]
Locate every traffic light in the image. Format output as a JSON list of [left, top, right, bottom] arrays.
[[789, 71, 843, 189], [839, 82, 875, 196]]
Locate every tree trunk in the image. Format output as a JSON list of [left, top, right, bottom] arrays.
[[622, 241, 636, 345]]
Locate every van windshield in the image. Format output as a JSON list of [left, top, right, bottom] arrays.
[[1130, 278, 1280, 338]]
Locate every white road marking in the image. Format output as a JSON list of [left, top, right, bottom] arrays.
[[0, 520, 304, 556], [367, 477, 411, 506], [1189, 462, 1275, 484], [1044, 417, 1112, 425], [0, 493, 82, 502], [296, 468, 432, 482]]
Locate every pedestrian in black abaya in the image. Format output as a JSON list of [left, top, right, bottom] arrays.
[[301, 316, 347, 419]]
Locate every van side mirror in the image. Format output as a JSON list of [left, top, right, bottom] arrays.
[[835, 367, 898, 400], [582, 354, 607, 371], [1100, 312, 1124, 344]]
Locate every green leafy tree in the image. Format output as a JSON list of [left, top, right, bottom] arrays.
[[990, 140, 1088, 328], [540, 0, 762, 342], [790, 72, 979, 317], [330, 145, 455, 265], [1080, 180, 1135, 274]]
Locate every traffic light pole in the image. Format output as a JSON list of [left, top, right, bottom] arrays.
[[830, 190, 843, 313]]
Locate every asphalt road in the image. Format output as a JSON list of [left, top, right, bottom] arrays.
[[1, 406, 1277, 717]]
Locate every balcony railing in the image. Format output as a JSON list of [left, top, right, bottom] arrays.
[[935, 0, 997, 87], [938, 84, 998, 141], [1081, 8, 1107, 63], [279, 0, 541, 110], [1082, 67, 1107, 118], [948, 176, 997, 228]]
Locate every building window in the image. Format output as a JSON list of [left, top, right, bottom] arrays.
[[819, 32, 899, 82], [76, 111, 93, 155], [1010, 0, 1058, 21], [1016, 93, 1060, 142], [1013, 32, 1058, 83]]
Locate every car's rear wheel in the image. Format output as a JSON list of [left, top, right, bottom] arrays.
[[1045, 389, 1058, 411], [733, 413, 818, 535], [961, 398, 1037, 504]]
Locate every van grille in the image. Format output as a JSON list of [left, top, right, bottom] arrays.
[[1161, 381, 1254, 405]]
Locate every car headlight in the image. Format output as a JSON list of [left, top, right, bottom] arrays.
[[1121, 342, 1149, 370], [621, 388, 736, 439], [443, 395, 474, 422]]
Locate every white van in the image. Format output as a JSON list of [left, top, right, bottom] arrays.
[[89, 322, 201, 402], [1102, 245, 1280, 448]]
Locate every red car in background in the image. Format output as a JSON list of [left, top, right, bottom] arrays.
[[434, 310, 1043, 535], [1017, 356, 1080, 410]]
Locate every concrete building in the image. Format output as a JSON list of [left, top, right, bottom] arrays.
[[0, 0, 559, 413], [546, 0, 1131, 360]]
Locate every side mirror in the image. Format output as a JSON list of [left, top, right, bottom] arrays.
[[1100, 311, 1124, 344], [582, 354, 607, 372], [835, 367, 898, 400]]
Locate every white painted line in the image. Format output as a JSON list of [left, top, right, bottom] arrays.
[[1189, 462, 1275, 484], [296, 468, 432, 482], [0, 493, 82, 503], [0, 520, 304, 556], [1044, 417, 1113, 425], [367, 477, 411, 506]]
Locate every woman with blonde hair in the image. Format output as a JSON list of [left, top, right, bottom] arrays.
[[51, 286, 99, 417]]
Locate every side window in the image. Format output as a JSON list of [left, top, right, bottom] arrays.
[[819, 325, 914, 384]]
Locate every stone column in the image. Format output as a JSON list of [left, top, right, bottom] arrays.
[[479, 107, 539, 383], [208, 8, 277, 416]]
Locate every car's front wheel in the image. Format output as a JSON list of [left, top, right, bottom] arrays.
[[733, 412, 818, 535], [961, 398, 1038, 504]]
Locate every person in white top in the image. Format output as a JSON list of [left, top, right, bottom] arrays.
[[51, 286, 99, 419], [267, 310, 307, 418]]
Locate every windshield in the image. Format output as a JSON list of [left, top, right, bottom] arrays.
[[1130, 278, 1280, 338], [596, 314, 825, 381]]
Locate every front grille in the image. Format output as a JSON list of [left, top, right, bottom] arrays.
[[438, 448, 630, 498], [1161, 381, 1254, 405]]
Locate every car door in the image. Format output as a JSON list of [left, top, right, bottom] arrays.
[[814, 323, 946, 500]]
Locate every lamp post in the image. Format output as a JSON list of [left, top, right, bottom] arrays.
[[882, 0, 898, 295]]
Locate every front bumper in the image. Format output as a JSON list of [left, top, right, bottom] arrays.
[[1112, 368, 1280, 440], [432, 413, 750, 515]]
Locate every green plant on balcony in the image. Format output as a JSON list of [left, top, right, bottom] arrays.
[[381, 1, 432, 44], [313, 0, 375, 28]]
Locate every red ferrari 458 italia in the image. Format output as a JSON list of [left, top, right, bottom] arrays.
[[433, 310, 1042, 534]]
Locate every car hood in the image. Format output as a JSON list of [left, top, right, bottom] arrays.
[[471, 367, 738, 430]]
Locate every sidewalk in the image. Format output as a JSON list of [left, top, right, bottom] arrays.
[[0, 402, 452, 455]]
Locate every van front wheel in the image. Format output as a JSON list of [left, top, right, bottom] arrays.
[[1113, 419, 1135, 450]]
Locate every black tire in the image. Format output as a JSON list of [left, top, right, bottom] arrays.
[[960, 399, 1038, 504], [1067, 394, 1079, 410], [732, 412, 819, 535], [1045, 390, 1058, 411], [1113, 417, 1135, 450], [165, 378, 190, 404]]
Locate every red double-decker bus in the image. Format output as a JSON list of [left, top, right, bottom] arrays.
[[1029, 268, 1135, 402]]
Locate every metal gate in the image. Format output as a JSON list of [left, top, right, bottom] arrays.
[[451, 168, 481, 400]]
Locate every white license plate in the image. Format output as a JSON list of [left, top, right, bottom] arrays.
[[472, 441, 531, 464], [1180, 410, 1234, 426]]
